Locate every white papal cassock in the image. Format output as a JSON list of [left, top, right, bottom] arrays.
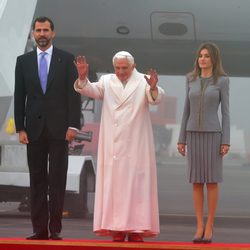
[[74, 69, 164, 237]]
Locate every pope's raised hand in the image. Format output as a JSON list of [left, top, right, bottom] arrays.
[[144, 68, 158, 90], [74, 55, 89, 81]]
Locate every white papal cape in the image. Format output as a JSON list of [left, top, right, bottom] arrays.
[[74, 69, 164, 237]]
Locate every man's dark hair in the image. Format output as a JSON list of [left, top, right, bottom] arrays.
[[32, 16, 54, 31]]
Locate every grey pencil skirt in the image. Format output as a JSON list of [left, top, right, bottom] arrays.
[[186, 131, 223, 183]]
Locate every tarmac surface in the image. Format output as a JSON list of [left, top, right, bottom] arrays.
[[0, 156, 249, 243], [0, 201, 249, 243]]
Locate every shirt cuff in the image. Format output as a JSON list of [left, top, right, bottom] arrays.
[[68, 127, 79, 132]]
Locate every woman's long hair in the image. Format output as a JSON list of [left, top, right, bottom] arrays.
[[188, 42, 227, 83]]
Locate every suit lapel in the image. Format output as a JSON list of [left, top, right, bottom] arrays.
[[30, 50, 43, 93], [46, 47, 58, 91]]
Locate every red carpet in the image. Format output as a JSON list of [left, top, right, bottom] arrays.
[[0, 239, 250, 250]]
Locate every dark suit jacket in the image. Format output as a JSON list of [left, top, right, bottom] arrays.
[[14, 47, 81, 142]]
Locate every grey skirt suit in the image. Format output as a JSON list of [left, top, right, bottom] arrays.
[[178, 75, 230, 183]]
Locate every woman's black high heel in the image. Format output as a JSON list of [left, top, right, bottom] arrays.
[[192, 229, 204, 244], [203, 234, 213, 244], [203, 227, 213, 244]]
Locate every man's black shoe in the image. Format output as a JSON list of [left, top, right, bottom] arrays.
[[26, 233, 49, 240], [49, 232, 63, 240]]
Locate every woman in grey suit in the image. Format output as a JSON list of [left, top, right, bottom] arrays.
[[177, 42, 230, 244]]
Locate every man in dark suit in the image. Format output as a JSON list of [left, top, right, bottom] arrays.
[[14, 16, 81, 240]]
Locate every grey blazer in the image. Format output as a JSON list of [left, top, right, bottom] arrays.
[[178, 75, 230, 145]]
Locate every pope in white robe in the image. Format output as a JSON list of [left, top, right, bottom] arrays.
[[74, 51, 165, 242]]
